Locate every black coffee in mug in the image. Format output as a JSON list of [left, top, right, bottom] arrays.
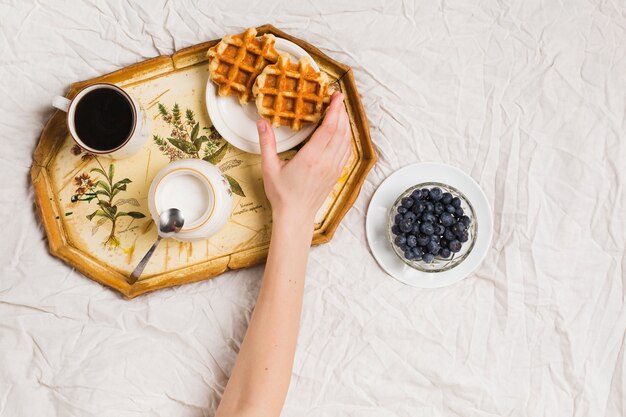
[[73, 88, 134, 151]]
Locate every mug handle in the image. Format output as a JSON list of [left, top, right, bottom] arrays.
[[52, 96, 71, 112]]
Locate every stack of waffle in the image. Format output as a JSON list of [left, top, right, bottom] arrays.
[[207, 28, 331, 131]]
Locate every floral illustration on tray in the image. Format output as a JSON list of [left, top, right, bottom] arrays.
[[70, 149, 146, 247], [153, 103, 245, 197]]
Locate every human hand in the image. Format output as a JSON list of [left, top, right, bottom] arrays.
[[256, 92, 352, 226]]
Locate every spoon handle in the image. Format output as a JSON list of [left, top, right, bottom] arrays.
[[128, 236, 162, 284]]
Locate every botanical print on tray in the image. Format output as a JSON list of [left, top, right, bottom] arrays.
[[153, 102, 245, 197], [70, 147, 146, 247]]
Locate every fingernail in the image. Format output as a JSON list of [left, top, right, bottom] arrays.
[[257, 120, 267, 133]]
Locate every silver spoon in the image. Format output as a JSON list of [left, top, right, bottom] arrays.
[[128, 208, 184, 285]]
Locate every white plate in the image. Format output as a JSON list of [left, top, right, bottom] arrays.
[[205, 38, 319, 154], [366, 162, 493, 288]]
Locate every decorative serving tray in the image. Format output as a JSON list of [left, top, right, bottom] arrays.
[[31, 24, 376, 298]]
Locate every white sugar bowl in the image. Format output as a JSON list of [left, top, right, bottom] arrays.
[[148, 159, 233, 241]]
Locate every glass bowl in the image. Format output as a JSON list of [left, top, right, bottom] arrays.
[[387, 182, 477, 273]]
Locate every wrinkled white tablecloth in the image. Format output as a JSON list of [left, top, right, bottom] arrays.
[[1, 1, 625, 416]]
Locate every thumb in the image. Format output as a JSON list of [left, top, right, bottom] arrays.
[[257, 119, 279, 173]]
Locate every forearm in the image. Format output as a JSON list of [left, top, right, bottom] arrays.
[[215, 93, 348, 417], [216, 214, 313, 417]]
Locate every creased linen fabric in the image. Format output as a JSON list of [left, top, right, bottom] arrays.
[[0, 1, 624, 416]]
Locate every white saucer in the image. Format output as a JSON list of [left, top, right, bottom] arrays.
[[366, 162, 493, 288], [205, 38, 319, 154]]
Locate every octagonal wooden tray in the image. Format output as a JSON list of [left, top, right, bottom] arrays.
[[31, 24, 376, 298]]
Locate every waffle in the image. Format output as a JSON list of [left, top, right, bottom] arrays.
[[253, 54, 331, 131], [207, 28, 279, 104]]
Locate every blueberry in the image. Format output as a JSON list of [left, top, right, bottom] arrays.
[[440, 238, 449, 248], [459, 231, 469, 243], [451, 197, 461, 208], [400, 243, 410, 252], [411, 223, 420, 234], [434, 224, 445, 235], [449, 240, 462, 253], [427, 240, 441, 255], [420, 223, 435, 235], [460, 215, 471, 227], [434, 202, 444, 214], [429, 187, 443, 201], [424, 202, 434, 213], [394, 213, 403, 224], [444, 228, 456, 241], [399, 219, 413, 233], [414, 202, 426, 213], [401, 197, 414, 208], [441, 192, 453, 204], [394, 235, 406, 246], [440, 248, 451, 258], [421, 188, 430, 198], [446, 204, 456, 213], [406, 234, 417, 247], [417, 233, 431, 246], [430, 234, 440, 243], [412, 247, 423, 258], [397, 206, 407, 214], [455, 207, 464, 217], [404, 212, 417, 223], [451, 221, 466, 236], [404, 249, 416, 260], [440, 212, 454, 227], [391, 225, 401, 235], [422, 253, 435, 263], [411, 189, 424, 201], [422, 213, 437, 224]]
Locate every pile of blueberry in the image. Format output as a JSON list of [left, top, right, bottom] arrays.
[[391, 186, 471, 264]]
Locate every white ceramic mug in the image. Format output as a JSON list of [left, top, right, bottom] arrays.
[[148, 159, 234, 242], [52, 83, 149, 159]]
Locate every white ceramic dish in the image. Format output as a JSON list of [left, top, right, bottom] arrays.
[[148, 159, 233, 242], [205, 37, 319, 154], [366, 162, 493, 288]]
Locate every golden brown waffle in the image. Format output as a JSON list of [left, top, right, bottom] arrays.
[[253, 54, 331, 131], [207, 28, 279, 104]]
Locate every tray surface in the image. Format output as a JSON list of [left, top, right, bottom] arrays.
[[31, 25, 376, 298]]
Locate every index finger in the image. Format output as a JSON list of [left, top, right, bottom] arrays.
[[299, 92, 344, 158]]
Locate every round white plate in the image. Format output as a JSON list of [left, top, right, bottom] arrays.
[[366, 162, 493, 288], [205, 38, 319, 154]]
